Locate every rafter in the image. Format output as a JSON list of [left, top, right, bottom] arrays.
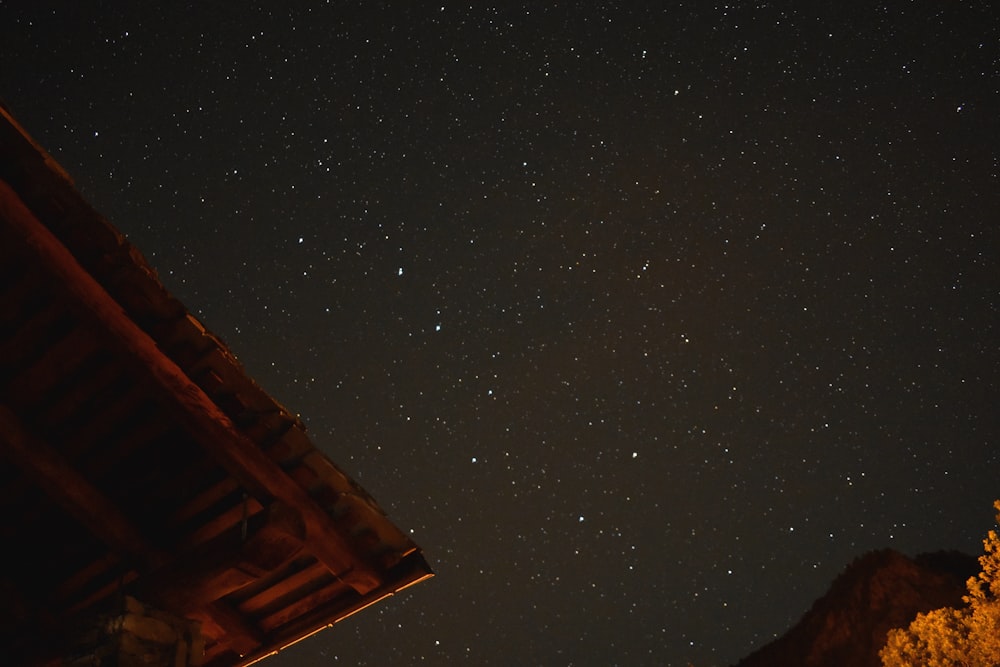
[[0, 177, 380, 594], [0, 404, 162, 571], [0, 403, 271, 658]]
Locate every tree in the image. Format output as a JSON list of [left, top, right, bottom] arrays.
[[880, 500, 1000, 666]]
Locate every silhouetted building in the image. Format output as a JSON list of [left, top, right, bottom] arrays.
[[0, 105, 431, 666]]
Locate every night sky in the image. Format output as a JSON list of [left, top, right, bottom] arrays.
[[3, 4, 999, 665]]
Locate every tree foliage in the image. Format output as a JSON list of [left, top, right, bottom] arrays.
[[880, 500, 1000, 667]]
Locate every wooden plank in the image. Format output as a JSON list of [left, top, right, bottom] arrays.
[[57, 375, 149, 462], [53, 552, 123, 605], [192, 601, 262, 657], [4, 324, 102, 412], [0, 301, 66, 376], [169, 476, 242, 526], [0, 406, 266, 658], [134, 502, 306, 610], [243, 552, 434, 665], [0, 177, 381, 594], [173, 495, 265, 553], [257, 578, 347, 633], [259, 422, 314, 467], [235, 560, 330, 616], [40, 352, 122, 435], [67, 569, 139, 614], [0, 404, 164, 571]]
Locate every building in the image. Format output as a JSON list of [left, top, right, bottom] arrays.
[[0, 105, 432, 666]]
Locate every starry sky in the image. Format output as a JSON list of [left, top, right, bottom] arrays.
[[3, 3, 999, 665]]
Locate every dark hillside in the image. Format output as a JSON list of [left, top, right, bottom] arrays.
[[734, 549, 977, 667]]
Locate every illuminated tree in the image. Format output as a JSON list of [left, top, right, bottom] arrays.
[[880, 500, 1000, 667]]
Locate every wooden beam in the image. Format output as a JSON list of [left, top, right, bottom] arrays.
[[190, 600, 263, 658], [40, 354, 123, 436], [54, 552, 123, 606], [5, 324, 102, 412], [132, 502, 305, 612], [234, 560, 330, 615], [238, 552, 434, 666], [0, 177, 381, 594], [0, 403, 285, 658], [0, 403, 164, 571]]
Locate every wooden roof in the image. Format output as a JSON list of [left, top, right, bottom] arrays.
[[0, 105, 431, 666]]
